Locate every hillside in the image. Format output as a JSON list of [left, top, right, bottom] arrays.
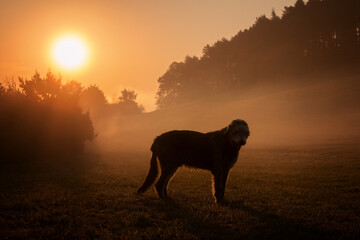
[[156, 0, 360, 108], [89, 74, 360, 153]]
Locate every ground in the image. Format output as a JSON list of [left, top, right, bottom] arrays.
[[1, 142, 359, 239]]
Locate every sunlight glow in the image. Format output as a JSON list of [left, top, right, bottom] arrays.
[[52, 35, 88, 71]]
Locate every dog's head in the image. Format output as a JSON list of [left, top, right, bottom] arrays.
[[223, 119, 250, 146]]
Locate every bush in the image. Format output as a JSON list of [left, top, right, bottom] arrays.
[[0, 72, 95, 162]]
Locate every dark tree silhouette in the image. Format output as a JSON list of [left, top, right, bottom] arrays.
[[19, 71, 61, 102], [118, 89, 137, 103], [0, 71, 95, 162], [115, 89, 145, 114], [1, 70, 147, 163], [156, 0, 360, 108], [79, 85, 144, 129], [79, 85, 108, 121]]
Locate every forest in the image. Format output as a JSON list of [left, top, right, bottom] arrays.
[[156, 0, 360, 108]]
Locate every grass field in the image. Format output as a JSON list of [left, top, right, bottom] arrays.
[[1, 142, 359, 239]]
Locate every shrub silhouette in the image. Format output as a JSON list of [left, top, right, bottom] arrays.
[[0, 72, 95, 162], [79, 86, 144, 124]]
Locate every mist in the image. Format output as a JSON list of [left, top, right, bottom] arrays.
[[79, 0, 360, 159], [86, 74, 360, 158]]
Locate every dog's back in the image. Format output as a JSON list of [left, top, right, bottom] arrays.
[[152, 130, 218, 170]]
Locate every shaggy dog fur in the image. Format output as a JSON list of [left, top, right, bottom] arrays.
[[137, 119, 250, 203]]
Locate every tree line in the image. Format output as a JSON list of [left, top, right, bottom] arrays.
[[0, 71, 143, 162], [156, 0, 360, 108]]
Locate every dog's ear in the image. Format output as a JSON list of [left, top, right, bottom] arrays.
[[222, 126, 230, 135], [222, 121, 234, 135]]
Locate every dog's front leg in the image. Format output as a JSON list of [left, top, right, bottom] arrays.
[[213, 170, 225, 203], [220, 170, 229, 200]]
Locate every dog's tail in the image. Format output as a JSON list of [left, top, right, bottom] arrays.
[[137, 142, 159, 194]]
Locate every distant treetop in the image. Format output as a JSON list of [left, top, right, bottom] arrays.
[[156, 0, 360, 109]]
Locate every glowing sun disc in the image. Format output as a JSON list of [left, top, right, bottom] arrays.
[[52, 35, 88, 70]]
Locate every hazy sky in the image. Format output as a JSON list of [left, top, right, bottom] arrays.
[[0, 0, 296, 111]]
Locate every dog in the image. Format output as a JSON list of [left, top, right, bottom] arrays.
[[137, 119, 250, 203]]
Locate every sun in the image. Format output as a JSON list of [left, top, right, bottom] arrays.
[[52, 35, 89, 71]]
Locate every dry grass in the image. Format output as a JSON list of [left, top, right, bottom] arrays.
[[1, 142, 359, 239]]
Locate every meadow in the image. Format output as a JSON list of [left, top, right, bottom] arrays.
[[1, 140, 359, 240]]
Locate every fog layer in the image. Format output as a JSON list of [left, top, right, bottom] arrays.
[[87, 75, 360, 155]]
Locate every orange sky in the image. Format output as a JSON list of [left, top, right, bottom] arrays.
[[0, 0, 296, 111]]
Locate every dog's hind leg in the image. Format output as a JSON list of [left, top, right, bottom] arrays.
[[155, 164, 178, 199], [163, 167, 178, 197]]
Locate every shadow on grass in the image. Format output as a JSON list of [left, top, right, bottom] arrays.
[[135, 197, 239, 239], [228, 200, 342, 240], [135, 196, 345, 240], [0, 153, 100, 195]]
